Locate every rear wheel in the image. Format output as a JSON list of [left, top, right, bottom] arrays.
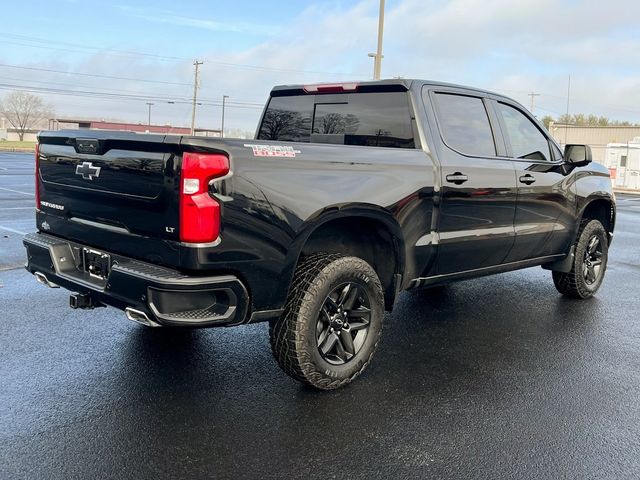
[[269, 254, 384, 390], [552, 219, 609, 299]]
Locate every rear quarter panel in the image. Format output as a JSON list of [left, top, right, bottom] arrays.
[[184, 137, 436, 311]]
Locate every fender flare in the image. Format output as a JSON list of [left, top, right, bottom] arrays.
[[577, 193, 616, 231], [279, 203, 406, 302]]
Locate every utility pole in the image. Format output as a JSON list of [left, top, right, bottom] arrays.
[[221, 95, 229, 138], [368, 0, 385, 80], [564, 74, 571, 146], [146, 102, 154, 126], [190, 60, 203, 135], [527, 92, 540, 115]]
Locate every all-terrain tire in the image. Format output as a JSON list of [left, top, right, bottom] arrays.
[[269, 253, 384, 390], [552, 219, 609, 299]]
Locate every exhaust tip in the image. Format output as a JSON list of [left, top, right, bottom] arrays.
[[34, 272, 59, 288], [125, 308, 161, 328]]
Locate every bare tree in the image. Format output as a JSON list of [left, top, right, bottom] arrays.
[[0, 91, 52, 141], [259, 109, 310, 140]]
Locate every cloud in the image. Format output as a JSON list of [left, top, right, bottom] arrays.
[[3, 0, 639, 131], [117, 5, 280, 36]]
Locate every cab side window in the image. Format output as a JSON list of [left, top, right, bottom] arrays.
[[433, 93, 496, 157], [497, 103, 551, 161]]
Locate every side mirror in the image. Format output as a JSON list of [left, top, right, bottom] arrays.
[[564, 144, 592, 166]]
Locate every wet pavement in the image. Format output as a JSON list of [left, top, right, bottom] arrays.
[[1, 152, 639, 479]]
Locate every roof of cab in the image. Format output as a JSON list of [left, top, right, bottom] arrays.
[[270, 78, 512, 101]]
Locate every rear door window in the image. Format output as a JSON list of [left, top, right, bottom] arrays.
[[258, 92, 415, 148], [432, 93, 497, 157]]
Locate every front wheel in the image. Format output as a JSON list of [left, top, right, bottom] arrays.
[[269, 254, 384, 390], [552, 219, 609, 299]]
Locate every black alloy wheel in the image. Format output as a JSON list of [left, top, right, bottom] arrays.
[[270, 253, 384, 390], [582, 234, 604, 285], [316, 282, 372, 365], [552, 219, 609, 299]]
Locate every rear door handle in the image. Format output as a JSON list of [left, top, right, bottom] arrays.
[[519, 174, 536, 185], [445, 172, 468, 185]]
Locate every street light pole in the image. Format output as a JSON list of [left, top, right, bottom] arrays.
[[368, 0, 385, 80], [146, 102, 154, 126], [221, 95, 229, 138]]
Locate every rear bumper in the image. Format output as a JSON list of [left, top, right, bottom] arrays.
[[23, 232, 250, 327]]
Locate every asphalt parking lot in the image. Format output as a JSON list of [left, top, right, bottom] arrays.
[[1, 151, 639, 479]]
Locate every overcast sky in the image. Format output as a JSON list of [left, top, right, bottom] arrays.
[[1, 0, 638, 134]]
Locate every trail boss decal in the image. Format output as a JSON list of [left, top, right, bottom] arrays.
[[244, 144, 301, 158]]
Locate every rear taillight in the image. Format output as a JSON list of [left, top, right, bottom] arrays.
[[179, 152, 229, 243], [35, 143, 40, 210]]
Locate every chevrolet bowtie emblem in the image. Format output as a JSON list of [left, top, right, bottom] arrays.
[[75, 161, 101, 180]]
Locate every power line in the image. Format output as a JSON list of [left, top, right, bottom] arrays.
[[0, 34, 185, 62], [0, 74, 191, 100], [0, 69, 266, 106], [496, 86, 640, 117], [0, 63, 191, 86], [0, 32, 364, 77], [0, 83, 263, 109]]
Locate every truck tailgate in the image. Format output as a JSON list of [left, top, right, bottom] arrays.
[[36, 130, 184, 264]]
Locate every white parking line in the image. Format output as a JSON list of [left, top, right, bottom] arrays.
[[3, 207, 34, 210], [0, 225, 27, 235], [0, 186, 34, 196]]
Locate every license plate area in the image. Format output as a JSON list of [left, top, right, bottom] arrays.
[[82, 248, 111, 280]]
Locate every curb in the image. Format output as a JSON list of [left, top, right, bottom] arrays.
[[614, 189, 640, 196], [0, 147, 35, 153]]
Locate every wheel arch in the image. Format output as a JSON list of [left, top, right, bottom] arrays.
[[282, 204, 406, 311], [578, 195, 616, 238]]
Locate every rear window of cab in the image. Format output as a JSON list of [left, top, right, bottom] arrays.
[[257, 92, 416, 149]]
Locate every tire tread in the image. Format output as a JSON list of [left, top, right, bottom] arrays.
[[269, 253, 383, 390], [553, 219, 608, 299]]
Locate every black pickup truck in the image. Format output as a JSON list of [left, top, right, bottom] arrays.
[[24, 79, 615, 389]]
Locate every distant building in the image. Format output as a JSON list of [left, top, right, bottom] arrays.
[[49, 118, 221, 137], [0, 116, 44, 142], [0, 126, 39, 142], [1, 116, 221, 141], [604, 138, 640, 190], [548, 123, 640, 166]]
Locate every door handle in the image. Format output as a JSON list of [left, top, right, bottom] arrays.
[[519, 174, 536, 185], [446, 172, 468, 185]]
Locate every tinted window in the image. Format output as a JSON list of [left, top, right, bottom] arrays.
[[497, 103, 551, 161], [257, 95, 313, 142], [257, 92, 415, 148], [311, 93, 414, 148], [433, 93, 496, 157]]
